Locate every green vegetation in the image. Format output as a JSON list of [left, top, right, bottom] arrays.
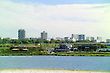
[[0, 43, 58, 56], [0, 43, 109, 56], [0, 38, 109, 56], [107, 46, 110, 48], [0, 46, 46, 56]]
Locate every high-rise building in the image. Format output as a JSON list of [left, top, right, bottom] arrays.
[[18, 29, 25, 40], [97, 37, 102, 42], [78, 34, 85, 41], [70, 34, 85, 41], [86, 37, 95, 42], [90, 37, 95, 41], [70, 34, 79, 41], [41, 31, 47, 40], [86, 37, 90, 41], [70, 34, 74, 40]]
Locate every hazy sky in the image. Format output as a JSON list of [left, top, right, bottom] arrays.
[[0, 0, 110, 41]]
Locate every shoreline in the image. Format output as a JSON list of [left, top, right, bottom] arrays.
[[0, 69, 109, 73]]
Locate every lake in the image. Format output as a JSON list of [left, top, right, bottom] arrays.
[[0, 56, 110, 71]]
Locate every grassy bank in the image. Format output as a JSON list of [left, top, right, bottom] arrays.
[[0, 46, 110, 56], [0, 43, 110, 56]]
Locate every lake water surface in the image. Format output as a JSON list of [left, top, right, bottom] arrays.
[[0, 56, 110, 71]]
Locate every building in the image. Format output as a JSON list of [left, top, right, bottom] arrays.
[[106, 39, 110, 43], [96, 37, 102, 42], [90, 37, 95, 42], [86, 37, 90, 41], [55, 37, 63, 41], [70, 34, 85, 41], [86, 37, 95, 42], [64, 37, 69, 41], [77, 44, 98, 52], [53, 44, 72, 52], [78, 34, 85, 41], [41, 31, 47, 40], [70, 34, 79, 41], [18, 29, 25, 40], [10, 45, 38, 51], [70, 34, 74, 40]]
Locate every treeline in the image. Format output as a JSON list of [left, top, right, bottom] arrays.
[[0, 38, 96, 44], [0, 38, 107, 50]]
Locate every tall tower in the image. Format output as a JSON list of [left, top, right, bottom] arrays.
[[97, 37, 102, 42], [41, 31, 47, 40], [18, 29, 25, 40], [70, 34, 79, 41]]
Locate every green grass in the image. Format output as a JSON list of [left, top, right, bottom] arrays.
[[0, 43, 110, 56], [107, 46, 110, 48]]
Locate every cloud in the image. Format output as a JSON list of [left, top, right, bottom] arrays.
[[0, 0, 110, 40]]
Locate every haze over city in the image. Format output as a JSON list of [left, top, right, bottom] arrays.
[[0, 0, 110, 41]]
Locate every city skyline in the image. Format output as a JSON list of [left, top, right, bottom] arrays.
[[0, 0, 110, 41], [0, 28, 103, 42], [16, 29, 103, 42], [15, 29, 104, 42]]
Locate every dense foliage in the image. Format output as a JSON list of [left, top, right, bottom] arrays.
[[0, 38, 109, 56]]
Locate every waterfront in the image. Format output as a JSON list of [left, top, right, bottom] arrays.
[[0, 56, 110, 71]]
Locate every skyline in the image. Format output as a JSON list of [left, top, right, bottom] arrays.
[[0, 0, 110, 41], [0, 28, 105, 42]]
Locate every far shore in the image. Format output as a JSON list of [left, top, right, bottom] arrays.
[[0, 69, 109, 73]]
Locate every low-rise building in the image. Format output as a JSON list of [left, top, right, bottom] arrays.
[[53, 44, 72, 52], [10, 46, 38, 51], [106, 39, 110, 43]]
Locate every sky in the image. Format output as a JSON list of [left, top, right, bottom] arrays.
[[0, 0, 110, 41]]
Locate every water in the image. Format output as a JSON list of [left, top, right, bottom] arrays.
[[0, 56, 110, 71]]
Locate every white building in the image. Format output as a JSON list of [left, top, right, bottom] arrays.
[[70, 34, 85, 41], [70, 34, 79, 41], [97, 37, 102, 42], [90, 37, 95, 41], [86, 37, 95, 42], [86, 37, 90, 41], [106, 39, 110, 43]]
